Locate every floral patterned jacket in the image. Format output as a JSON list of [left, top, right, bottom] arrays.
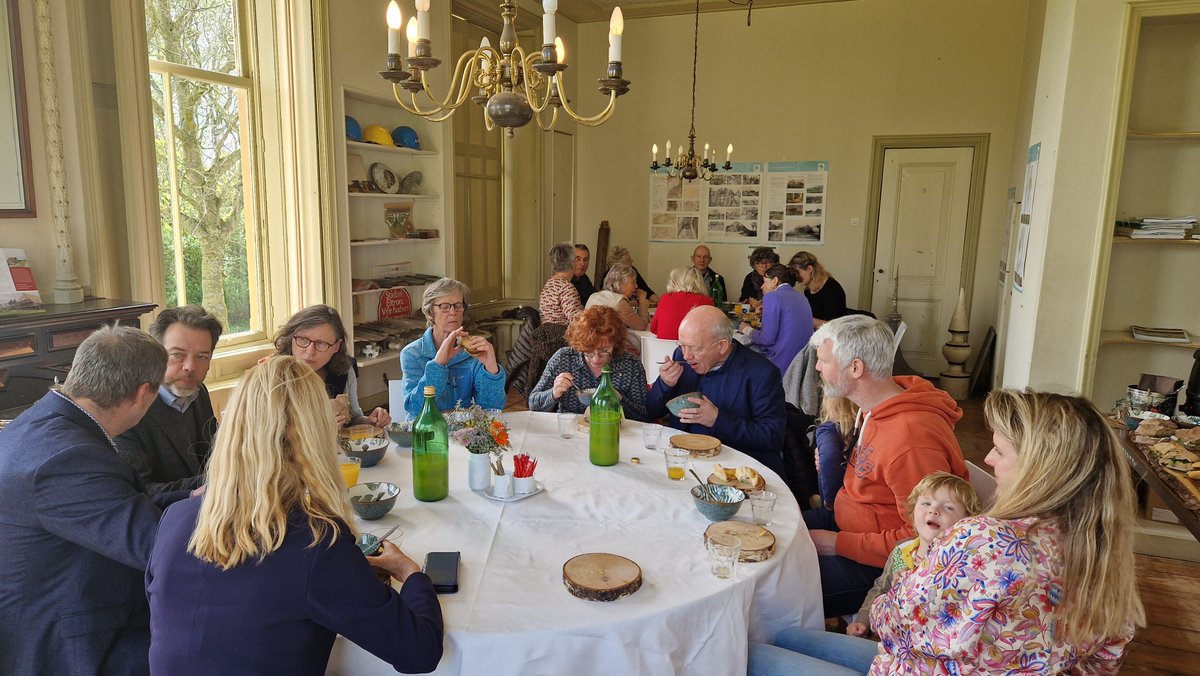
[[869, 516, 1133, 675]]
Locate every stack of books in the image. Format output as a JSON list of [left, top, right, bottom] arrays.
[[1114, 216, 1197, 239]]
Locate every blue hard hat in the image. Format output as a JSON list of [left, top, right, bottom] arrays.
[[345, 115, 362, 142], [391, 126, 421, 150]]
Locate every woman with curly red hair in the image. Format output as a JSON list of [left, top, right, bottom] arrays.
[[528, 306, 648, 421]]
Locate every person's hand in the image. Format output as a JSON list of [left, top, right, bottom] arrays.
[[371, 539, 422, 582], [658, 358, 683, 388], [846, 622, 869, 638], [678, 394, 718, 427], [434, 327, 468, 366], [809, 529, 838, 556], [462, 334, 500, 374], [738, 322, 752, 334], [749, 298, 763, 311], [813, 447, 821, 471], [552, 372, 574, 399], [334, 411, 350, 428], [366, 407, 391, 428], [190, 484, 206, 498]]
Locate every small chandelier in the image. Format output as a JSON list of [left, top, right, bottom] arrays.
[[649, 0, 731, 182], [380, 0, 630, 137]]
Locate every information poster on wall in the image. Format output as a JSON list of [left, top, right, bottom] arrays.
[[649, 175, 702, 241], [765, 161, 827, 244], [648, 160, 828, 245], [1013, 143, 1040, 293]]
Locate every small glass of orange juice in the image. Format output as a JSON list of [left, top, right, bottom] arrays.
[[338, 455, 361, 487], [664, 447, 690, 481]]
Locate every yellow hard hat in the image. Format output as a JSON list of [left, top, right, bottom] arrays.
[[362, 124, 394, 146]]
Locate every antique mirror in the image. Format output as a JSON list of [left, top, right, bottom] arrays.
[[1, 0, 35, 217]]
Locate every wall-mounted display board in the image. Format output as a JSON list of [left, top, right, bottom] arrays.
[[649, 161, 828, 245]]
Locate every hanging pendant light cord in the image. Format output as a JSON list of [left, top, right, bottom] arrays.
[[688, 0, 699, 139]]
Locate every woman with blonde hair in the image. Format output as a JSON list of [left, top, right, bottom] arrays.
[[750, 389, 1143, 675], [813, 395, 859, 509], [788, 251, 847, 327], [651, 267, 714, 340], [146, 357, 444, 675]]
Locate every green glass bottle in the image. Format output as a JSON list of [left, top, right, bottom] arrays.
[[589, 366, 622, 466], [711, 275, 727, 308], [412, 385, 449, 501]]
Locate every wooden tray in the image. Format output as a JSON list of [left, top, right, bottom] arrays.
[[708, 469, 766, 494], [669, 433, 722, 458], [704, 521, 775, 562], [563, 553, 642, 602], [1163, 467, 1200, 504]]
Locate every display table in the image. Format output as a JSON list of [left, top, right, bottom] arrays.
[[327, 412, 822, 676], [1122, 431, 1200, 541]]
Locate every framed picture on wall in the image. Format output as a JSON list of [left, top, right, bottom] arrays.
[[1, 0, 35, 217]]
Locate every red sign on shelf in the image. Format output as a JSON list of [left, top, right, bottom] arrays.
[[378, 287, 412, 319]]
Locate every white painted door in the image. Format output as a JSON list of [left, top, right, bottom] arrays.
[[872, 147, 974, 377]]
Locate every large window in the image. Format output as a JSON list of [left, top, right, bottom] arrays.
[[146, 0, 259, 336]]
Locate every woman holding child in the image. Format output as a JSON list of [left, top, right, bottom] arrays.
[[750, 389, 1144, 675]]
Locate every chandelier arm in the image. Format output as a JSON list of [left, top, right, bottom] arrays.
[[552, 72, 618, 126], [414, 52, 480, 114], [533, 106, 560, 131], [521, 52, 554, 114]]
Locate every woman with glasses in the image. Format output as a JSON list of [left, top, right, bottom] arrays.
[[399, 278, 506, 418], [585, 263, 649, 354], [273, 305, 391, 429], [528, 306, 648, 422], [739, 247, 780, 304]]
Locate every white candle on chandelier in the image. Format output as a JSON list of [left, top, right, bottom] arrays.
[[652, 144, 658, 162], [478, 37, 491, 73], [386, 1, 403, 55], [542, 0, 557, 46], [608, 7, 624, 62], [665, 140, 671, 159], [703, 142, 709, 160], [726, 144, 733, 162], [406, 17, 418, 57], [554, 37, 566, 63], [415, 0, 431, 41]]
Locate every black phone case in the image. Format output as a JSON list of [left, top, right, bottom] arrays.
[[423, 551, 460, 593]]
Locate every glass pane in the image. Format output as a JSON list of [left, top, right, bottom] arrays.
[[145, 0, 240, 75], [153, 73, 256, 334], [149, 71, 179, 304]]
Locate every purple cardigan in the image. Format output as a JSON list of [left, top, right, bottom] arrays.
[[147, 498, 444, 675], [749, 283, 814, 373]]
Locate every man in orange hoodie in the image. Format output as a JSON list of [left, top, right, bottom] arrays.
[[804, 315, 967, 618]]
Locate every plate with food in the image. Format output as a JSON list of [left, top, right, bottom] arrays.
[[708, 463, 766, 493]]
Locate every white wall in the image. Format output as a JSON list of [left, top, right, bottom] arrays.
[[571, 0, 1029, 367]]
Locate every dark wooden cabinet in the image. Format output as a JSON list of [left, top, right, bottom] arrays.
[[0, 299, 156, 418]]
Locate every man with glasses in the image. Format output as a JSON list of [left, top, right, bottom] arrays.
[[570, 244, 597, 305], [691, 245, 726, 307], [116, 306, 221, 495], [646, 305, 787, 477], [803, 315, 967, 618]]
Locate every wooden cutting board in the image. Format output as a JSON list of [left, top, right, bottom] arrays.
[[704, 521, 775, 563], [669, 433, 722, 458], [563, 553, 642, 602], [1164, 467, 1200, 504]]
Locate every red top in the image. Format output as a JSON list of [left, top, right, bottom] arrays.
[[650, 292, 714, 340]]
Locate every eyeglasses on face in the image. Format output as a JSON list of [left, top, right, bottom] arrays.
[[292, 335, 339, 352], [583, 349, 613, 359], [679, 340, 723, 356], [432, 302, 467, 312]]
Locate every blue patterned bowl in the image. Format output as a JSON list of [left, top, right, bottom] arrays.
[[387, 422, 413, 449], [690, 484, 745, 522], [349, 482, 400, 520], [340, 437, 389, 467], [667, 392, 702, 417]]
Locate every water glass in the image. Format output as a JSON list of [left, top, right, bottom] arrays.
[[557, 412, 577, 439], [707, 534, 741, 579], [641, 423, 661, 449], [749, 490, 778, 526], [664, 446, 690, 481]]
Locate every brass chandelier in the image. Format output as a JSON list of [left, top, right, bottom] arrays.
[[380, 0, 630, 137], [649, 0, 731, 182]]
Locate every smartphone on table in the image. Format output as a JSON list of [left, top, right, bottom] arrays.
[[423, 551, 460, 594]]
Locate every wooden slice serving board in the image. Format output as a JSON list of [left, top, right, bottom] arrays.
[[1163, 467, 1200, 504], [708, 470, 766, 494], [563, 553, 642, 602], [670, 433, 722, 458], [704, 521, 776, 563]]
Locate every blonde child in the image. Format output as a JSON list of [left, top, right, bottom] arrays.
[[846, 471, 983, 638]]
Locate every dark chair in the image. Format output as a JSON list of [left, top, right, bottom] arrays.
[[780, 403, 818, 509]]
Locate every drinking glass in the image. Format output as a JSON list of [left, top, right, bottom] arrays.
[[664, 446, 690, 481], [749, 490, 778, 526], [557, 412, 577, 439], [707, 534, 741, 579], [338, 455, 361, 487], [641, 423, 661, 450]]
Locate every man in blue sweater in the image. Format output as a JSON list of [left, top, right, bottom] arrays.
[[647, 305, 787, 477]]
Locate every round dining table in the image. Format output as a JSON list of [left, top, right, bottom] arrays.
[[327, 411, 822, 676]]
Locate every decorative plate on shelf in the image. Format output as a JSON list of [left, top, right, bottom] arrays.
[[400, 170, 423, 195], [369, 162, 400, 194]]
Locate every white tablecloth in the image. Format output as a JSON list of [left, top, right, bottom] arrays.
[[327, 412, 822, 676]]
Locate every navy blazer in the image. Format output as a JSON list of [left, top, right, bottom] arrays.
[[0, 392, 188, 676], [147, 498, 444, 675], [646, 341, 787, 477]]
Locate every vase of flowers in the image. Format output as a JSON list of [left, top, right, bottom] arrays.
[[449, 405, 511, 491]]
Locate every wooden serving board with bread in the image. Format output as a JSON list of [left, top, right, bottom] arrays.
[[668, 433, 722, 458], [1129, 419, 1200, 506], [707, 463, 766, 493], [704, 521, 775, 562]]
